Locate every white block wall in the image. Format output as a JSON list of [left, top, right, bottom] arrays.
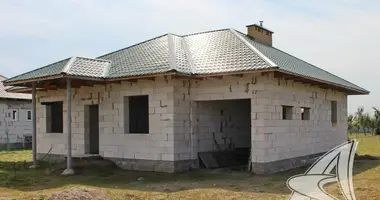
[[173, 72, 347, 163], [36, 72, 347, 165], [0, 100, 32, 144], [37, 76, 177, 161]]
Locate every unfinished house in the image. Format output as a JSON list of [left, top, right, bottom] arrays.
[[0, 75, 32, 150], [4, 22, 369, 175]]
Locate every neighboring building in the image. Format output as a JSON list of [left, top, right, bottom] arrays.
[[3, 23, 369, 174], [0, 75, 32, 150]]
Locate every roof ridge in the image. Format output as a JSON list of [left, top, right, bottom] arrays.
[[102, 62, 112, 77], [76, 56, 111, 63], [3, 57, 71, 83], [182, 28, 230, 37], [181, 36, 196, 74], [167, 34, 177, 71], [234, 29, 368, 92], [61, 56, 77, 74], [97, 29, 230, 60], [168, 33, 183, 37], [229, 29, 278, 67], [96, 34, 169, 59]]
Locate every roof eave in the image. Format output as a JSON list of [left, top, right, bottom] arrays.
[[61, 74, 106, 82], [0, 97, 32, 101], [3, 74, 65, 86], [3, 69, 369, 95], [3, 55, 112, 86], [3, 73, 107, 87], [275, 69, 369, 95]]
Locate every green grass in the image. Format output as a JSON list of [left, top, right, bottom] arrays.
[[0, 135, 379, 200], [349, 133, 380, 156]]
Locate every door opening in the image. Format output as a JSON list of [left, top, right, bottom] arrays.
[[85, 104, 99, 154]]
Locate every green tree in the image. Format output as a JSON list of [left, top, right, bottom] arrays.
[[348, 114, 354, 131], [362, 113, 372, 134], [372, 107, 380, 135], [355, 107, 365, 134]]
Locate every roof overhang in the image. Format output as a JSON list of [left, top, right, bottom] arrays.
[[172, 69, 369, 95], [0, 97, 31, 101], [186, 69, 369, 95], [4, 69, 369, 95], [273, 69, 369, 95], [5, 86, 43, 94]]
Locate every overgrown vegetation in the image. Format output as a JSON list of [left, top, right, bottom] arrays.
[[0, 135, 379, 200]]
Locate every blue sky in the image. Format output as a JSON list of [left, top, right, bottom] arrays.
[[0, 0, 379, 114]]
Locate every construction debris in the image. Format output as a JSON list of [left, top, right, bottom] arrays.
[[198, 147, 250, 169], [47, 187, 110, 200]]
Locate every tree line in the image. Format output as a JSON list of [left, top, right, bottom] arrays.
[[348, 107, 380, 135]]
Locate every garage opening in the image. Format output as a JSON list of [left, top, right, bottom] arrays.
[[195, 99, 251, 169]]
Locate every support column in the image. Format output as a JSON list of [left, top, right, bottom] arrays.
[[29, 82, 38, 169], [62, 79, 74, 175]]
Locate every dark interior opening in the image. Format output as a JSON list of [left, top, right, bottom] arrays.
[[88, 104, 99, 154], [129, 95, 149, 133], [195, 99, 251, 170], [43, 101, 63, 133]]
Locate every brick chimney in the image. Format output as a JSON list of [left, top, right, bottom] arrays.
[[246, 21, 274, 46]]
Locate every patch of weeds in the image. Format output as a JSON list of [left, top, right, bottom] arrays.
[[1, 172, 35, 187], [39, 195, 48, 200]]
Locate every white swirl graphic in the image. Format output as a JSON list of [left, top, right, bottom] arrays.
[[287, 140, 357, 200]]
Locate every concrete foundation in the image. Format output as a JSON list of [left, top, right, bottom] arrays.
[[251, 152, 325, 174], [38, 151, 324, 175], [37, 153, 66, 163], [106, 157, 198, 173], [38, 153, 198, 173]]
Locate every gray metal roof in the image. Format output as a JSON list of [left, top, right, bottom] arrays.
[[236, 31, 368, 93], [5, 58, 71, 83], [5, 57, 110, 82], [65, 57, 111, 78], [184, 29, 272, 74], [172, 34, 192, 74], [4, 28, 368, 94], [0, 75, 31, 100], [98, 35, 171, 78]]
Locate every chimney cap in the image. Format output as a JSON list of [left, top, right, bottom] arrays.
[[246, 22, 274, 33]]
